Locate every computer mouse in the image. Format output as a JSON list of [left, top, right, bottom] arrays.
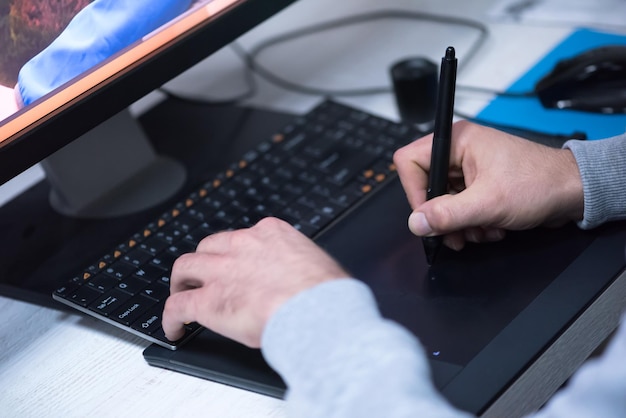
[[534, 45, 626, 114]]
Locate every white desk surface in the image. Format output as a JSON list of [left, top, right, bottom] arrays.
[[0, 0, 621, 416]]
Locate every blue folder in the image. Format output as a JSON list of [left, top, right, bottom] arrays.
[[476, 28, 626, 140]]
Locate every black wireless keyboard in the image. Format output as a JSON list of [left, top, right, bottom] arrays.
[[52, 100, 422, 349]]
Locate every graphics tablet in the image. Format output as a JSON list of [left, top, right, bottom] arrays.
[[144, 161, 626, 416]]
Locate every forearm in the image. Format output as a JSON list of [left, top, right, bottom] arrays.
[[261, 279, 471, 418], [564, 133, 626, 229]]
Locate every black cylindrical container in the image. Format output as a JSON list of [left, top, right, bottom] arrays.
[[390, 57, 438, 126]]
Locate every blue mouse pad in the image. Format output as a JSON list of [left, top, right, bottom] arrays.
[[476, 28, 626, 140]]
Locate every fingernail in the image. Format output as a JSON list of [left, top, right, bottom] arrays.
[[485, 229, 506, 241], [409, 212, 433, 236]]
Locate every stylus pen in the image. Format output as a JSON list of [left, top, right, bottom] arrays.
[[423, 46, 457, 265]]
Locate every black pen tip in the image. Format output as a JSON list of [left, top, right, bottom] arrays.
[[425, 250, 435, 266], [445, 46, 455, 60], [423, 236, 442, 266]]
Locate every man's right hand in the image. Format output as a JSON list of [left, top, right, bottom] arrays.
[[393, 121, 584, 251]]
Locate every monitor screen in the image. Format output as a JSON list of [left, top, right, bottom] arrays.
[[0, 0, 297, 190]]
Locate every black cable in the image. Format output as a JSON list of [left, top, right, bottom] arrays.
[[454, 108, 588, 142], [157, 43, 257, 106], [159, 10, 577, 141], [456, 84, 535, 98], [160, 9, 538, 108], [244, 10, 491, 97]]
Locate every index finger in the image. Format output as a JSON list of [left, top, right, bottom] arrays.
[[169, 251, 216, 295], [393, 133, 434, 210], [162, 290, 199, 342]]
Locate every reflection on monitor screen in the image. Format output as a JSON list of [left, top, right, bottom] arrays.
[[1, 0, 89, 120], [1, 0, 239, 132], [0, 0, 219, 123], [0, 0, 296, 217], [0, 0, 91, 105]]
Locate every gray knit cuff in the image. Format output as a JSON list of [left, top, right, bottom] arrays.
[[563, 134, 626, 229]]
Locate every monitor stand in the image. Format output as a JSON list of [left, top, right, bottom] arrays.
[[41, 109, 186, 219], [0, 100, 296, 309]]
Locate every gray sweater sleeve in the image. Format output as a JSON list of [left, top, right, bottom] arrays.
[[563, 133, 626, 229], [261, 279, 471, 418], [261, 279, 626, 418]]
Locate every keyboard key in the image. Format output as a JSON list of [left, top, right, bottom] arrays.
[[54, 282, 80, 299], [138, 236, 170, 255], [131, 303, 165, 336], [87, 274, 120, 293], [133, 263, 169, 283], [117, 276, 149, 296], [166, 240, 196, 257], [121, 248, 153, 267], [140, 285, 169, 302], [68, 286, 101, 307], [183, 228, 210, 246], [318, 148, 377, 186], [89, 289, 132, 317], [171, 213, 201, 233], [150, 253, 178, 271], [155, 225, 185, 244], [103, 261, 138, 280], [111, 296, 155, 326]]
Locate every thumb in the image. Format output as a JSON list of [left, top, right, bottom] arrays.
[[408, 188, 496, 236]]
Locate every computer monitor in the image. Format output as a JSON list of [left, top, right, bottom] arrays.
[[0, 0, 297, 217]]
